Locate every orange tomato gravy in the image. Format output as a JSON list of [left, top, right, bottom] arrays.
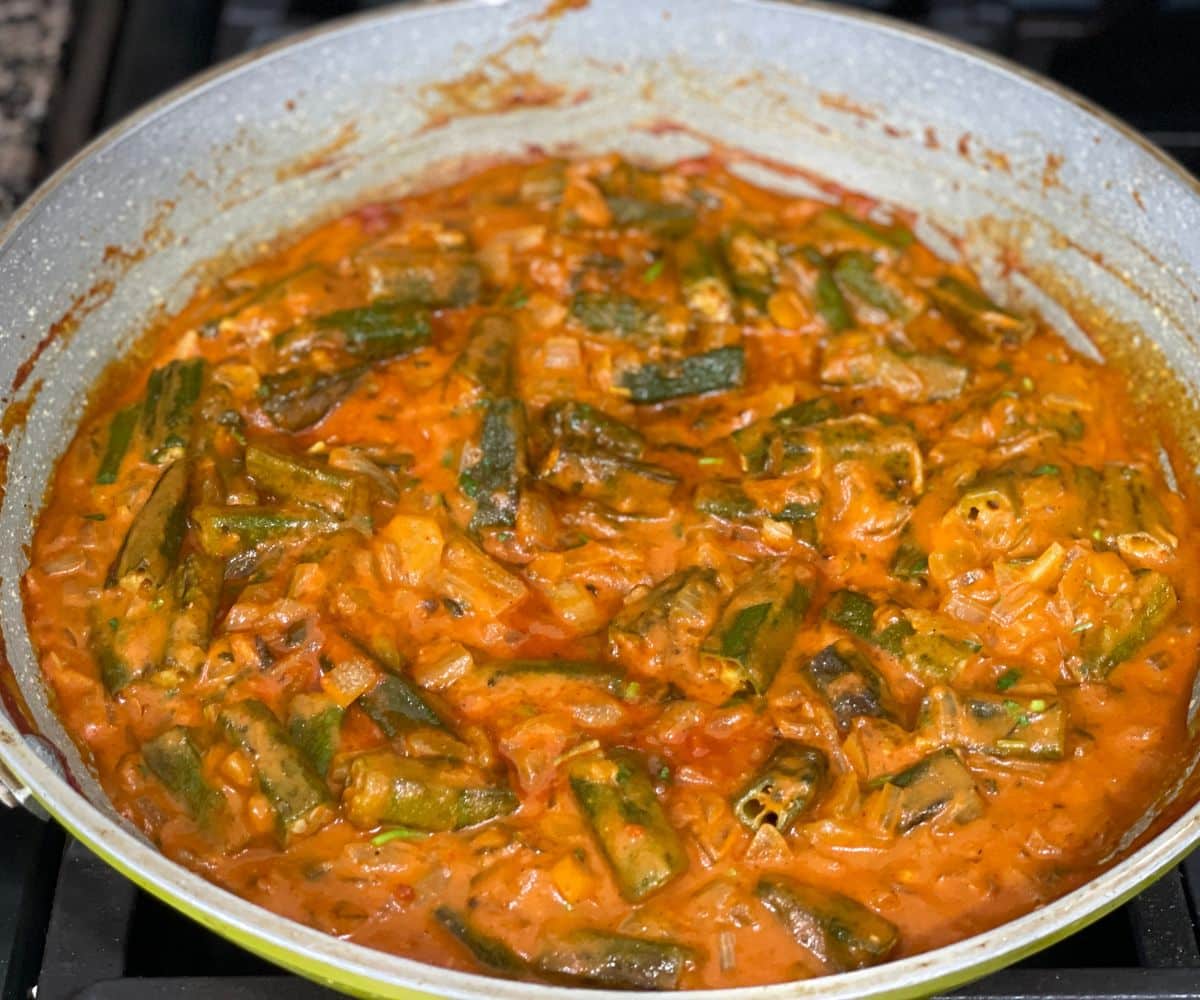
[[21, 155, 1200, 989]]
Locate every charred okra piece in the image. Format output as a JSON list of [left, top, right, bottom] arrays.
[[802, 641, 893, 733], [542, 401, 644, 459], [924, 686, 1066, 761], [455, 314, 516, 396], [162, 552, 223, 677], [878, 747, 983, 832], [218, 699, 334, 842], [143, 727, 223, 821], [537, 448, 678, 516], [675, 239, 734, 323], [96, 404, 141, 485], [461, 398, 526, 534], [342, 750, 518, 831], [434, 906, 525, 975], [259, 366, 363, 432], [756, 875, 898, 973], [702, 561, 811, 695], [568, 749, 687, 901], [360, 247, 482, 307], [733, 742, 826, 834], [107, 460, 189, 588], [928, 275, 1034, 345], [287, 693, 344, 775], [619, 346, 745, 404], [245, 444, 360, 518], [141, 359, 205, 464], [193, 505, 341, 557], [310, 301, 431, 362], [1080, 571, 1176, 679], [358, 673, 445, 736], [535, 930, 694, 990]]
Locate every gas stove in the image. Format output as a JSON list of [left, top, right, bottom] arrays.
[[4, 2, 1200, 998]]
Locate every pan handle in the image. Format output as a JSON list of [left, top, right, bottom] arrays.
[[0, 753, 48, 820]]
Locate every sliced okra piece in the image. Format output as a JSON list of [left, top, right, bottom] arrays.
[[890, 529, 928, 581], [455, 314, 516, 397], [693, 480, 762, 522], [925, 686, 1066, 761], [800, 246, 851, 332], [218, 699, 334, 842], [143, 727, 224, 821], [434, 906, 526, 975], [569, 291, 663, 340], [287, 692, 344, 775], [107, 460, 189, 588], [1092, 464, 1177, 562], [802, 641, 893, 733], [193, 505, 341, 558], [485, 659, 628, 696], [609, 568, 724, 683], [879, 747, 984, 832], [822, 589, 876, 639], [701, 560, 811, 694], [259, 365, 364, 432], [95, 403, 141, 485], [619, 346, 745, 404], [605, 195, 696, 237], [815, 208, 914, 251], [310, 300, 431, 362], [1079, 570, 1176, 679], [360, 247, 482, 307], [162, 552, 223, 677], [537, 447, 678, 516], [342, 750, 518, 831], [756, 875, 898, 972], [733, 742, 826, 834], [568, 748, 687, 901], [928, 275, 1034, 345], [542, 400, 644, 459], [535, 930, 694, 990], [141, 358, 205, 464], [731, 396, 839, 475], [832, 251, 911, 319], [358, 673, 446, 736], [245, 444, 360, 518], [898, 614, 979, 682], [461, 397, 527, 533]]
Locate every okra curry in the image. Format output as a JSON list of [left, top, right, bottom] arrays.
[[23, 155, 1200, 990]]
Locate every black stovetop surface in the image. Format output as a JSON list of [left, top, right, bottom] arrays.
[[9, 1, 1200, 998]]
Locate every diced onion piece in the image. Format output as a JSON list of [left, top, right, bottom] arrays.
[[322, 654, 380, 708], [381, 515, 444, 585], [412, 641, 473, 691]]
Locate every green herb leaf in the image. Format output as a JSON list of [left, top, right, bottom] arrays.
[[996, 668, 1021, 691]]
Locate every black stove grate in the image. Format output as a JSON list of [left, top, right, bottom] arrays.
[[7, 1, 1200, 997]]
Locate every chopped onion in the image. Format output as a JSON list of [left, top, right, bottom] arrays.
[[718, 931, 737, 972]]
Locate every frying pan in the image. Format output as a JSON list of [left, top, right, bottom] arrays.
[[1, 2, 1199, 997]]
